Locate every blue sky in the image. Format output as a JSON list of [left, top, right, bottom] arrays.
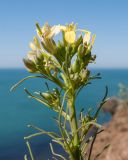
[[0, 0, 128, 68]]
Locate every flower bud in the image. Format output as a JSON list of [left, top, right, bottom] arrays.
[[53, 88, 60, 96], [72, 36, 83, 54], [73, 73, 79, 81], [41, 92, 51, 100], [23, 58, 37, 73], [77, 44, 85, 59], [80, 69, 90, 81], [35, 52, 44, 63], [72, 59, 80, 73], [90, 55, 96, 62], [75, 36, 83, 47]]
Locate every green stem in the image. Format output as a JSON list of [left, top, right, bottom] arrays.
[[67, 93, 81, 160]]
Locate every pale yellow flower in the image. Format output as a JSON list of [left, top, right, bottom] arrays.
[[36, 23, 77, 44], [83, 31, 91, 44], [64, 31, 76, 44], [61, 23, 76, 44]]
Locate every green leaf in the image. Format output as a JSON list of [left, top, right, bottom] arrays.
[[10, 75, 44, 91]]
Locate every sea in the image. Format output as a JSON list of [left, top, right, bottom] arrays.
[[0, 68, 128, 160]]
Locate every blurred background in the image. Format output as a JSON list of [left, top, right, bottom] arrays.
[[0, 0, 128, 159]]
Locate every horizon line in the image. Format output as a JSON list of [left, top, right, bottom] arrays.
[[0, 67, 128, 70]]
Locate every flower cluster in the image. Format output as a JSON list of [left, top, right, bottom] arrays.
[[23, 22, 96, 91]]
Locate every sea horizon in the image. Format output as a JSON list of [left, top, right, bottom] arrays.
[[0, 68, 128, 159]]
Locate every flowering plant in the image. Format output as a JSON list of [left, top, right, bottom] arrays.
[[11, 22, 108, 160]]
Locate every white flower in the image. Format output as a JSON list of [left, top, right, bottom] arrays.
[[37, 23, 62, 39], [48, 25, 63, 38], [83, 31, 91, 44], [80, 29, 96, 46]]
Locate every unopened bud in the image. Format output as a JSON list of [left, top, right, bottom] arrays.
[[41, 92, 51, 100], [80, 69, 90, 81], [91, 55, 96, 61], [72, 59, 80, 73], [77, 44, 85, 59], [23, 58, 37, 73], [73, 73, 79, 81]]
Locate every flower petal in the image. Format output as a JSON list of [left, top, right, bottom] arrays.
[[65, 31, 76, 44], [29, 42, 36, 51], [49, 25, 61, 38], [83, 31, 91, 44], [91, 34, 96, 46]]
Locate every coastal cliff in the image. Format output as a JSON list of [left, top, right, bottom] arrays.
[[89, 99, 128, 160]]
